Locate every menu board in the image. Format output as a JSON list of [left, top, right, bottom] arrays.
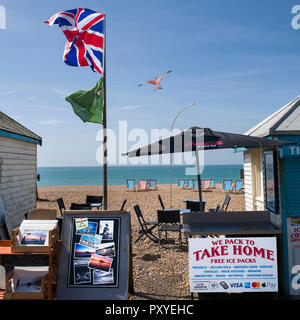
[[56, 211, 130, 300]]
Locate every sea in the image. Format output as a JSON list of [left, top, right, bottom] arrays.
[[37, 165, 243, 186]]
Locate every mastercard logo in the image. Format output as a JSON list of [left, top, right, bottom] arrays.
[[252, 282, 260, 288]]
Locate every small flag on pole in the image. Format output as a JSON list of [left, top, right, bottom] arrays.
[[45, 8, 105, 74], [65, 78, 104, 124]]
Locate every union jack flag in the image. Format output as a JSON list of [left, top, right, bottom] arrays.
[[45, 8, 105, 74]]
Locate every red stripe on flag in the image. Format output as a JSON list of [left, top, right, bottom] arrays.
[[83, 32, 104, 48], [75, 37, 89, 66], [63, 29, 79, 42], [75, 8, 83, 28], [64, 41, 72, 61], [89, 54, 102, 73], [46, 11, 75, 24], [81, 14, 105, 31]]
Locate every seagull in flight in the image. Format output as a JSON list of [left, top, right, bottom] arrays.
[[138, 70, 172, 92]]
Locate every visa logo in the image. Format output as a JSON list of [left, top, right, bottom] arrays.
[[230, 283, 243, 288]]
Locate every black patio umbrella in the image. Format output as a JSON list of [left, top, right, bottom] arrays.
[[124, 127, 295, 210]]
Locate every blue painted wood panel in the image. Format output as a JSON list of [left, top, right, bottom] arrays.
[[282, 158, 300, 216], [0, 129, 41, 145], [275, 135, 300, 296]]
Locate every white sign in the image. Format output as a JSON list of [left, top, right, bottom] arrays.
[[189, 237, 278, 293], [287, 217, 300, 296]]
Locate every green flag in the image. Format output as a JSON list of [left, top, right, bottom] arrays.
[[65, 78, 104, 124]]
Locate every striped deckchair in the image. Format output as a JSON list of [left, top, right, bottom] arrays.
[[177, 179, 186, 189], [222, 179, 233, 193], [126, 179, 136, 191]]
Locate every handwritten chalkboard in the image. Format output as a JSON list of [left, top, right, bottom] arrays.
[[56, 210, 130, 300]]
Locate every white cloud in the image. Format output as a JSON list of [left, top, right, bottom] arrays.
[[52, 88, 70, 98], [37, 120, 71, 125], [114, 104, 150, 110], [0, 89, 22, 96]]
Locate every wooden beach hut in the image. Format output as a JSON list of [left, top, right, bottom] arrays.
[[243, 95, 300, 298], [0, 111, 42, 238]]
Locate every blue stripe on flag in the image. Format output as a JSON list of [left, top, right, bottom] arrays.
[[65, 45, 79, 66], [91, 48, 103, 63], [56, 17, 73, 27], [90, 19, 104, 33], [77, 8, 97, 22], [65, 9, 77, 15]]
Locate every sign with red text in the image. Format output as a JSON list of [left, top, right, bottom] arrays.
[[287, 217, 300, 296], [189, 237, 278, 293]]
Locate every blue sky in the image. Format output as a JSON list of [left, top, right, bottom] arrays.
[[1, 0, 300, 166]]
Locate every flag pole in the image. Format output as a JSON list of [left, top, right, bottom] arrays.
[[103, 13, 108, 210]]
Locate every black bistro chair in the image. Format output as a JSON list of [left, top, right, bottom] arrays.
[[70, 203, 91, 210], [186, 201, 201, 213], [158, 194, 165, 210], [221, 195, 231, 212], [57, 198, 66, 216], [133, 205, 158, 243], [157, 210, 182, 252], [120, 199, 127, 210], [56, 198, 66, 239], [209, 195, 231, 213], [85, 195, 103, 209]]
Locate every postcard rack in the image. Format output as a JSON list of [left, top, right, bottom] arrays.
[[0, 239, 61, 300], [11, 226, 59, 253], [4, 271, 48, 300]]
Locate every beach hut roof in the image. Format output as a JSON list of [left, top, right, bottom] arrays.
[[0, 111, 42, 145], [244, 96, 300, 138]]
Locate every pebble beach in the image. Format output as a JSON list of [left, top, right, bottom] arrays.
[[36, 183, 245, 300]]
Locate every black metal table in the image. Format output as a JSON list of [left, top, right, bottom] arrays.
[[182, 211, 281, 237], [163, 208, 190, 215]]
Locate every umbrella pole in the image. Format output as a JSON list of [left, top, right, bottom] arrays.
[[195, 149, 203, 211]]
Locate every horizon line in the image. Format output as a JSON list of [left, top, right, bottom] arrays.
[[37, 163, 243, 168]]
